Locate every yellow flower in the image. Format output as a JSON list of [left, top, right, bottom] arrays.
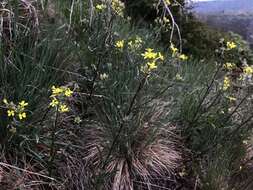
[[224, 62, 236, 71], [147, 62, 157, 70], [223, 76, 231, 91], [128, 36, 142, 50], [135, 36, 142, 44], [19, 100, 28, 108], [74, 116, 82, 124], [52, 86, 64, 96], [141, 48, 157, 60], [243, 66, 253, 75], [7, 110, 15, 117], [227, 96, 236, 102], [170, 44, 178, 56], [226, 41, 236, 50], [100, 73, 109, 80], [115, 40, 124, 50], [96, 4, 106, 11], [158, 52, 164, 61], [128, 41, 133, 47], [3, 98, 8, 105], [163, 17, 170, 23], [18, 112, 26, 120], [165, 0, 171, 5], [179, 54, 188, 61], [65, 88, 73, 97], [141, 49, 164, 72], [243, 140, 248, 145], [59, 104, 69, 113], [175, 74, 183, 81], [111, 0, 125, 17], [50, 98, 59, 107]]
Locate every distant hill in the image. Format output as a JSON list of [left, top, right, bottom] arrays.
[[190, 0, 253, 48], [192, 0, 253, 14]]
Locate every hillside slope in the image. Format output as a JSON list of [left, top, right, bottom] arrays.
[[191, 0, 253, 47]]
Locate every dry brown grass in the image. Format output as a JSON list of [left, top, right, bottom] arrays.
[[0, 161, 58, 190], [53, 100, 183, 190], [0, 0, 39, 56], [79, 102, 182, 190]]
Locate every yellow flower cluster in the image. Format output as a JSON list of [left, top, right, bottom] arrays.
[[111, 0, 125, 17], [141, 48, 164, 72], [51, 85, 73, 97], [226, 41, 236, 50], [224, 62, 236, 71], [243, 66, 253, 75], [49, 86, 73, 113], [128, 36, 143, 50], [115, 40, 124, 50], [3, 99, 28, 120], [96, 3, 106, 11], [154, 16, 171, 30], [223, 76, 231, 91], [236, 65, 253, 82], [170, 44, 188, 61], [163, 17, 170, 24]]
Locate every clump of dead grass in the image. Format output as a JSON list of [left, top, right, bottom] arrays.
[[80, 101, 182, 190]]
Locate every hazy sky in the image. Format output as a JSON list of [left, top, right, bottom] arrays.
[[192, 0, 217, 1]]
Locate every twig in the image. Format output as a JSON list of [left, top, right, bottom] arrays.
[[127, 74, 148, 115], [0, 162, 56, 181], [89, 0, 94, 27], [68, 0, 75, 32], [161, 0, 182, 51]]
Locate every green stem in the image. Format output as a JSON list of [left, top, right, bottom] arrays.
[[48, 106, 59, 177], [101, 74, 148, 169]]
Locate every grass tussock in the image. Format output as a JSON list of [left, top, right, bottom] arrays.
[[83, 119, 181, 189]]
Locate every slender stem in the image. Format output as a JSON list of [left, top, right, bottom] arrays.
[[223, 93, 250, 124], [101, 74, 148, 170], [189, 63, 222, 125], [48, 106, 59, 177], [127, 74, 147, 115], [161, 0, 182, 51], [135, 83, 174, 110]]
